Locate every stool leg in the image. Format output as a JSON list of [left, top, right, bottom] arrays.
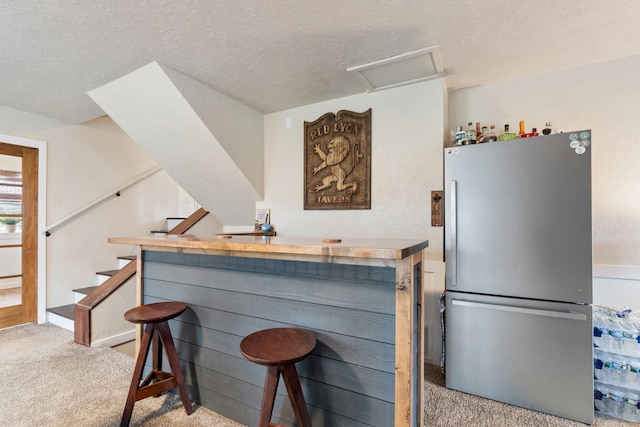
[[282, 364, 312, 427], [152, 327, 162, 372], [157, 321, 194, 415], [121, 323, 154, 427], [259, 365, 280, 427], [147, 330, 163, 396]]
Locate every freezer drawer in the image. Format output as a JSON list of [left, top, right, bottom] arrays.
[[445, 292, 594, 424]]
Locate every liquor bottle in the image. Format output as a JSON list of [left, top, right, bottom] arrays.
[[498, 124, 518, 141], [467, 122, 476, 144], [486, 125, 498, 142], [453, 126, 466, 146], [477, 126, 488, 143], [521, 127, 539, 138]]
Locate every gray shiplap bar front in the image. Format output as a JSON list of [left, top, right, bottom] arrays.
[[147, 261, 396, 314], [146, 277, 395, 343], [143, 251, 396, 426]]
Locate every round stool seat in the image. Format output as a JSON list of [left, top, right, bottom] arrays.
[[240, 327, 316, 366], [124, 301, 187, 325]]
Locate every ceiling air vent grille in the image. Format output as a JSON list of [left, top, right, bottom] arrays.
[[347, 46, 444, 92]]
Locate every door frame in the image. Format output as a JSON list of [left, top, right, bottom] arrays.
[[0, 133, 46, 324]]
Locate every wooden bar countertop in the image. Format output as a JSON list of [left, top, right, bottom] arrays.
[[108, 234, 428, 261]]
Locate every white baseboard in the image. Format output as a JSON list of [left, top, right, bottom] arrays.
[[91, 329, 136, 348]]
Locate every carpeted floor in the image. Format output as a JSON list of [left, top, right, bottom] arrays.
[[423, 364, 635, 427], [0, 323, 636, 427], [0, 323, 243, 427]]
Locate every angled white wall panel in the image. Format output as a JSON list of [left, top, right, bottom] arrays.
[[88, 62, 263, 226]]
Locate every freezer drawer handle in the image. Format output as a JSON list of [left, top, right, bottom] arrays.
[[450, 179, 457, 286], [451, 299, 587, 321]]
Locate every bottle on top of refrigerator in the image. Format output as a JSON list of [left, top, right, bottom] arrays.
[[467, 122, 477, 144], [498, 124, 518, 141], [477, 126, 489, 143], [542, 122, 555, 135], [519, 120, 526, 138], [486, 125, 498, 142], [521, 127, 540, 138], [453, 126, 467, 146]]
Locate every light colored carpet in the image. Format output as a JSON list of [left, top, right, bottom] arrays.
[[423, 364, 635, 427], [0, 323, 244, 427], [0, 323, 636, 427]]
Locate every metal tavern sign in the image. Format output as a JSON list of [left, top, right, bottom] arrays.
[[304, 109, 371, 210]]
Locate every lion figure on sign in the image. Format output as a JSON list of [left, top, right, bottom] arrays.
[[312, 135, 361, 194]]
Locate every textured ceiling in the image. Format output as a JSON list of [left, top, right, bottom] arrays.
[[1, 0, 640, 124]]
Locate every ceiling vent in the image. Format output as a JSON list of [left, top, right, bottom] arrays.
[[347, 46, 444, 92]]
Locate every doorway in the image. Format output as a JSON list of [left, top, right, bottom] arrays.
[[0, 142, 38, 328]]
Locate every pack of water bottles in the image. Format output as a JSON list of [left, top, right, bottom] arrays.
[[593, 305, 640, 423], [593, 305, 640, 357]]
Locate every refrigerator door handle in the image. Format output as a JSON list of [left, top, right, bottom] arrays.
[[451, 299, 587, 321], [450, 179, 458, 286]]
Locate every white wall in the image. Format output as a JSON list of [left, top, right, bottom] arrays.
[[262, 79, 446, 261], [0, 109, 184, 314], [449, 54, 640, 267]]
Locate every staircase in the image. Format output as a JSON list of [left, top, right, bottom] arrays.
[[46, 209, 209, 347], [46, 255, 137, 333]]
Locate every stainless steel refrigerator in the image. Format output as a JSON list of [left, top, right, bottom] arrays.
[[444, 130, 594, 424]]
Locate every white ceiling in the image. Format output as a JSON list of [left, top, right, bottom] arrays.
[[1, 0, 640, 124]]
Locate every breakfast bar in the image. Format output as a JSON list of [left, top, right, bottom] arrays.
[[108, 234, 428, 427]]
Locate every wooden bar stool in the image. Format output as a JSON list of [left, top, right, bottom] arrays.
[[120, 301, 193, 427], [240, 327, 316, 427]]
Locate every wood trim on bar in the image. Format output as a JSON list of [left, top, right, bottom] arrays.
[[109, 235, 428, 261]]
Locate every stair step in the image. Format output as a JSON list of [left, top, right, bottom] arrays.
[[47, 304, 76, 331], [73, 286, 99, 296], [96, 269, 120, 277], [149, 217, 187, 236], [47, 304, 75, 320], [117, 255, 137, 268]]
